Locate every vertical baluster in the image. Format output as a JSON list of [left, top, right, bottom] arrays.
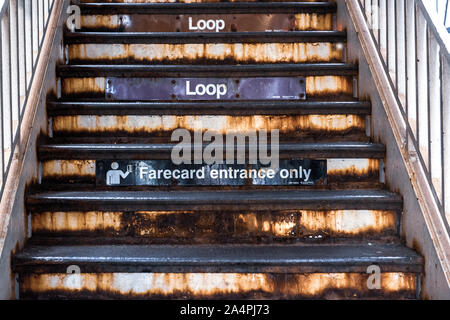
[[416, 7, 429, 169]]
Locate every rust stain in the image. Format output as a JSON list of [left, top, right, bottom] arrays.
[[68, 43, 344, 64], [32, 212, 125, 233], [80, 15, 119, 30], [62, 78, 105, 97], [295, 13, 332, 31], [31, 210, 397, 240], [42, 160, 96, 179], [52, 115, 365, 136], [20, 272, 417, 299], [328, 159, 379, 182], [299, 210, 397, 236]]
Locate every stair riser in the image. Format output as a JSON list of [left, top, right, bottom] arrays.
[[41, 159, 380, 185], [30, 209, 399, 243], [60, 76, 354, 98], [18, 272, 418, 300], [67, 43, 344, 64], [77, 0, 328, 4], [51, 115, 366, 139], [78, 13, 333, 32]]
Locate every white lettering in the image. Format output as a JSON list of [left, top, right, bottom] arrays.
[[188, 17, 225, 32], [185, 81, 227, 99]]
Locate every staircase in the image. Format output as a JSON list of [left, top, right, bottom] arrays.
[[12, 0, 423, 299]]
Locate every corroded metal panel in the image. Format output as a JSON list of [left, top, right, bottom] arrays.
[[80, 13, 334, 32], [68, 43, 344, 64], [51, 115, 366, 137], [31, 209, 398, 242], [61, 76, 353, 98], [19, 272, 418, 299], [105, 77, 306, 100], [119, 14, 310, 32]]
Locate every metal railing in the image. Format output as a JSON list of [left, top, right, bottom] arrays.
[[358, 0, 450, 232], [0, 0, 56, 199], [434, 0, 450, 30]]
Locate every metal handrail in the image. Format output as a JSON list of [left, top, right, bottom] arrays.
[[0, 0, 56, 200], [358, 0, 450, 233]]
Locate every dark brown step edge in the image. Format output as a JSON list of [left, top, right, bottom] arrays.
[[73, 2, 337, 14], [25, 189, 402, 212], [56, 63, 358, 78], [37, 142, 385, 160], [12, 243, 423, 274], [47, 100, 371, 116], [65, 31, 347, 44]]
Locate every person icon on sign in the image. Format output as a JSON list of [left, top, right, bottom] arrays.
[[106, 162, 132, 186]]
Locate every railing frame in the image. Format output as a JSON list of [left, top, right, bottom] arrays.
[[358, 0, 450, 234], [0, 0, 56, 201]]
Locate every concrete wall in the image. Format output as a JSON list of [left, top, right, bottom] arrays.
[[336, 0, 450, 299], [0, 0, 69, 300]]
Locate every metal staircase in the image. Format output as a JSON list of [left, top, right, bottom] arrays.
[[10, 0, 424, 299]]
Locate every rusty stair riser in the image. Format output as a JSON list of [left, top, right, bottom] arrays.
[[76, 13, 335, 32], [60, 76, 354, 98], [66, 43, 345, 64], [17, 272, 419, 300], [29, 209, 400, 243], [40, 159, 380, 185], [50, 114, 366, 139]]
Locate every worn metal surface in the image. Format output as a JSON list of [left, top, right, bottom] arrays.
[[30, 209, 398, 243], [57, 64, 358, 77], [105, 77, 306, 100], [46, 101, 372, 116], [41, 158, 379, 185], [67, 42, 344, 64], [37, 142, 386, 160], [13, 244, 423, 273], [25, 189, 403, 212], [77, 13, 334, 32], [95, 160, 327, 186], [51, 114, 366, 137], [62, 76, 354, 98], [18, 272, 418, 300]]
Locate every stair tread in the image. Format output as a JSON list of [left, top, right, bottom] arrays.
[[65, 31, 346, 44], [26, 189, 402, 211], [13, 243, 423, 273], [75, 2, 337, 14], [47, 100, 371, 116], [38, 141, 385, 160], [57, 63, 358, 77]]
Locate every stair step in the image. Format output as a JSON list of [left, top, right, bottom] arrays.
[[65, 31, 347, 44], [57, 63, 358, 77], [13, 244, 423, 274], [50, 114, 367, 140], [67, 41, 345, 64], [74, 2, 338, 15], [26, 189, 402, 212], [29, 208, 400, 244], [38, 142, 385, 160], [13, 243, 422, 299], [47, 100, 371, 116]]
